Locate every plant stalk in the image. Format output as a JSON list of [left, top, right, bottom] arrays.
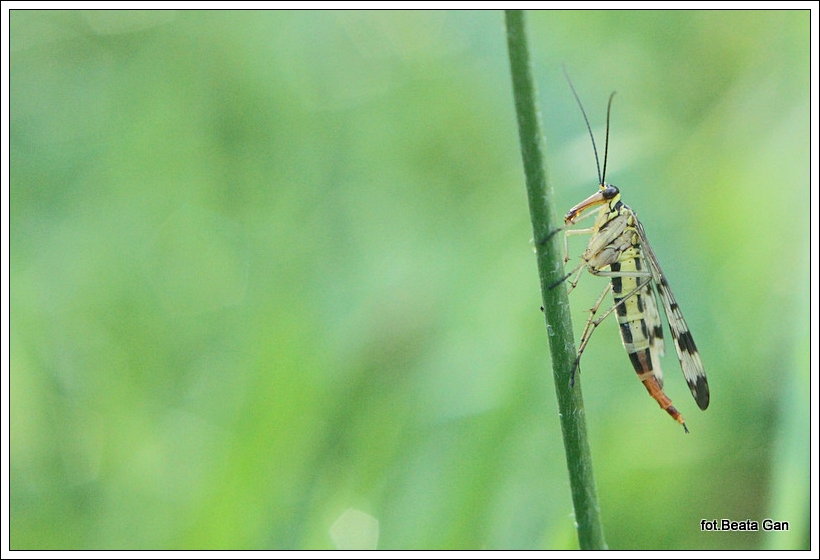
[[504, 9, 607, 550]]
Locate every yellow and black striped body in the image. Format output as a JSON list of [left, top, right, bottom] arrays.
[[571, 186, 688, 430], [608, 236, 686, 429]]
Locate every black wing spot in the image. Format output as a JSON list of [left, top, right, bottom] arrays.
[[676, 330, 698, 355], [690, 375, 710, 410], [653, 325, 664, 340]]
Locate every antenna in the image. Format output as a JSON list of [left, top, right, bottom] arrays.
[[601, 91, 616, 185], [562, 65, 616, 186]]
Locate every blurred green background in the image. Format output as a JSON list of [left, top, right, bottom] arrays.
[[9, 10, 809, 550]]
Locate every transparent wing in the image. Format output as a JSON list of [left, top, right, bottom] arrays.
[[642, 279, 665, 388], [635, 219, 709, 410]]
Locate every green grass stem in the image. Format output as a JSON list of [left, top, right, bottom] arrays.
[[504, 10, 607, 550]]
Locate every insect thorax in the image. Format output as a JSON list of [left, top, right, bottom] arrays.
[[584, 213, 640, 272]]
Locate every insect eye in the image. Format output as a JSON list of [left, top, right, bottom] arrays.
[[602, 184, 619, 199]]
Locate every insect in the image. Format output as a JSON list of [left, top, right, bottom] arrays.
[[557, 76, 709, 432]]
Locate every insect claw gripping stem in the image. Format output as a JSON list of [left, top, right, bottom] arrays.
[[569, 359, 581, 387], [542, 226, 564, 244], [548, 272, 572, 290]]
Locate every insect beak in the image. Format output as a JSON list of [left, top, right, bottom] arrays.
[[564, 189, 607, 224]]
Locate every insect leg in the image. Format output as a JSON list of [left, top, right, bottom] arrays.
[[563, 225, 597, 264], [547, 223, 600, 290], [569, 276, 653, 386], [570, 282, 612, 386]]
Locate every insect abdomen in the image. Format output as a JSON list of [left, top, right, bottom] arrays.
[[611, 256, 688, 431], [611, 257, 652, 360]]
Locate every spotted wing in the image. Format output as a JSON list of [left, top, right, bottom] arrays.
[[635, 219, 709, 410], [642, 279, 666, 388]]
